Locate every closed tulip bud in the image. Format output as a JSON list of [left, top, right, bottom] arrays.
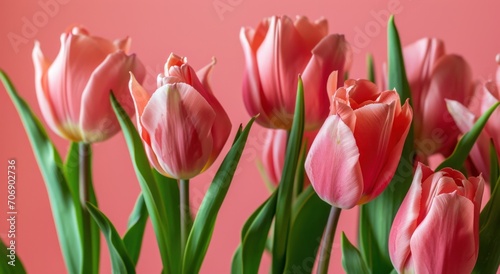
[[403, 38, 473, 158], [305, 73, 412, 209], [389, 163, 484, 274], [129, 53, 231, 179], [240, 15, 351, 130], [33, 26, 146, 143]]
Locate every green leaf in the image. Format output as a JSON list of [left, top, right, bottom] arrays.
[[1, 70, 83, 274], [284, 186, 330, 274], [0, 237, 26, 274], [293, 141, 307, 198], [153, 169, 181, 264], [473, 178, 500, 273], [111, 93, 179, 274], [231, 246, 243, 274], [182, 117, 256, 274], [64, 142, 100, 274], [358, 16, 414, 273], [367, 54, 376, 83], [272, 77, 305, 274], [437, 102, 500, 171], [240, 190, 278, 274], [123, 194, 149, 266], [341, 233, 370, 274], [86, 203, 136, 274]]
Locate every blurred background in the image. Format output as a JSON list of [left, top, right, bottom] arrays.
[[1, 0, 499, 273]]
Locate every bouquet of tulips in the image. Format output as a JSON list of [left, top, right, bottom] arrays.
[[1, 13, 499, 274]]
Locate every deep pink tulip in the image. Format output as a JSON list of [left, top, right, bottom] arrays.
[[33, 26, 145, 143], [389, 163, 484, 274], [240, 15, 351, 130], [261, 128, 317, 186], [305, 73, 412, 209], [403, 38, 473, 158], [129, 53, 231, 179]]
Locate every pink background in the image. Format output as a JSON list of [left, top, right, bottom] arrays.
[[1, 0, 499, 273]]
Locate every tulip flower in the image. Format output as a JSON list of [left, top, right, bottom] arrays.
[[129, 53, 231, 179], [305, 73, 412, 209], [261, 128, 317, 186], [403, 38, 473, 158], [389, 163, 484, 274], [240, 15, 351, 130], [33, 26, 145, 143]]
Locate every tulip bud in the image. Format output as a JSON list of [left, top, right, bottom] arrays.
[[33, 25, 145, 143]]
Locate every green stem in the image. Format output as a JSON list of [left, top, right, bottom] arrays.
[[180, 179, 191, 255], [317, 206, 342, 274], [79, 142, 93, 273]]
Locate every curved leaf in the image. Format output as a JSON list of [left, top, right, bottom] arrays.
[[1, 70, 83, 274], [123, 194, 148, 266], [341, 233, 370, 274], [86, 203, 135, 274], [272, 77, 305, 274], [0, 238, 26, 274], [111, 93, 179, 274], [182, 117, 256, 274]]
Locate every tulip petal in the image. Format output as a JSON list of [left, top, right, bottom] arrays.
[[305, 115, 362, 209], [262, 129, 287, 185], [32, 41, 66, 138], [256, 16, 311, 124], [114, 36, 131, 53], [418, 54, 472, 155], [240, 27, 279, 128], [404, 38, 445, 115], [353, 102, 395, 196], [293, 16, 328, 52], [389, 164, 434, 272], [301, 34, 349, 130], [410, 194, 477, 274], [369, 100, 413, 199], [141, 83, 216, 179], [80, 51, 146, 142]]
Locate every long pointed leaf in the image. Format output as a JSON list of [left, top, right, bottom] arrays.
[[1, 70, 83, 274], [284, 186, 330, 274], [111, 93, 178, 274], [241, 190, 278, 274], [272, 77, 305, 274], [182, 117, 256, 274], [473, 178, 500, 273], [341, 233, 370, 274], [123, 194, 149, 266], [86, 203, 135, 274]]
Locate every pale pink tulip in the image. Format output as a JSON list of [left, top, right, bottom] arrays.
[[33, 26, 145, 143], [389, 163, 484, 274], [241, 15, 351, 130], [403, 38, 473, 158], [129, 53, 231, 179], [305, 73, 412, 209], [261, 128, 317, 186]]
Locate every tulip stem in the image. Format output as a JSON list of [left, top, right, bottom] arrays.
[[180, 179, 192, 255], [79, 142, 93, 273], [317, 206, 342, 274]]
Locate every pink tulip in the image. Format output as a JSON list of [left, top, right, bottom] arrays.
[[261, 128, 317, 186], [129, 53, 231, 179], [305, 73, 412, 209], [447, 57, 500, 182], [403, 38, 473, 158], [389, 163, 484, 274], [240, 15, 351, 130], [33, 26, 145, 143]]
